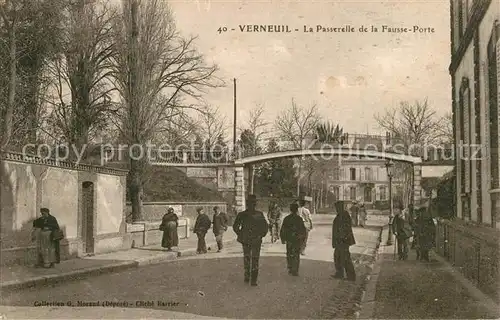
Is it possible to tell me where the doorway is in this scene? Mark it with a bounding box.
[82,181,95,254]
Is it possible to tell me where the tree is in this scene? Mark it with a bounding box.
[0,0,20,150]
[436,112,453,145]
[0,0,67,149]
[275,99,320,195]
[110,0,221,221]
[237,105,270,193]
[45,0,117,158]
[375,99,443,207]
[197,104,227,149]
[314,121,344,144]
[238,104,269,156]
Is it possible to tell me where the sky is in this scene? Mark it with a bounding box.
[168,0,451,136]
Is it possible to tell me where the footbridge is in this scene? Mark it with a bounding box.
[106,133,453,211]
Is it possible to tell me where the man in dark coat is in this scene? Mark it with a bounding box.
[233,194,268,286]
[33,208,61,267]
[331,201,356,281]
[392,209,413,260]
[212,206,228,252]
[415,207,436,262]
[280,203,307,276]
[194,207,211,254]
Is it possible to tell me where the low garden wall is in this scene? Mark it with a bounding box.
[125,218,191,248]
[125,202,230,246]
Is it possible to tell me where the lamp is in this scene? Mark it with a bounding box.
[385,159,394,245]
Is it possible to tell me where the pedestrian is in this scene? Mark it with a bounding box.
[415,207,436,262]
[280,203,307,276]
[31,208,61,268]
[331,201,356,281]
[233,194,268,286]
[358,203,367,227]
[159,207,179,251]
[298,198,313,255]
[392,208,413,260]
[267,198,282,243]
[212,206,228,252]
[350,201,359,227]
[194,207,211,254]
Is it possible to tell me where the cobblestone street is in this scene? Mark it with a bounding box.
[0,217,382,319]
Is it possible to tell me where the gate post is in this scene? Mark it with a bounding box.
[234,166,246,213]
[413,164,422,205]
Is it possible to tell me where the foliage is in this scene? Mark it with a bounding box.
[432,170,455,219]
[0,0,68,149]
[45,1,117,155]
[254,138,297,197]
[314,121,344,143]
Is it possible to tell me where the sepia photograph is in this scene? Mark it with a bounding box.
[0,0,499,318]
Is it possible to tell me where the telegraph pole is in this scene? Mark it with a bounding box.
[233,78,237,152]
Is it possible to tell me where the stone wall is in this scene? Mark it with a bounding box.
[435,218,500,301]
[0,152,128,266]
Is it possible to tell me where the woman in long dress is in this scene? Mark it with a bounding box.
[160,207,179,251]
[32,208,60,268]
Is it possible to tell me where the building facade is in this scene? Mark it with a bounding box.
[326,158,400,204]
[450,0,499,228]
[435,0,500,301]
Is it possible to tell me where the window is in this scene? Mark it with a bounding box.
[331,186,340,201]
[332,168,340,180]
[350,187,356,200]
[379,186,387,201]
[350,168,356,181]
[488,24,499,190]
[474,32,482,222]
[458,0,464,37]
[459,77,472,219]
[364,186,372,202]
[365,167,372,181]
[488,22,499,227]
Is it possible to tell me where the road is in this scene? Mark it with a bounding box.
[0,216,383,319]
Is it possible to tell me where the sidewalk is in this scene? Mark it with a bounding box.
[359,227,500,319]
[0,228,237,292]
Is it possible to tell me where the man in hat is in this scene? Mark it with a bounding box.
[331,201,356,281]
[193,207,211,254]
[233,194,268,286]
[212,206,228,252]
[298,197,313,255]
[280,203,307,276]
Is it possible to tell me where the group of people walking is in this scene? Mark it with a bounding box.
[392,204,437,261]
[233,195,357,286]
[159,206,229,254]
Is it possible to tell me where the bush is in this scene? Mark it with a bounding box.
[374,200,390,210]
[433,171,455,219]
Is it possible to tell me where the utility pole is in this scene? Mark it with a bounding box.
[233,78,237,154]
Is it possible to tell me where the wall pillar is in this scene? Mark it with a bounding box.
[234,166,246,213]
[413,165,422,205]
